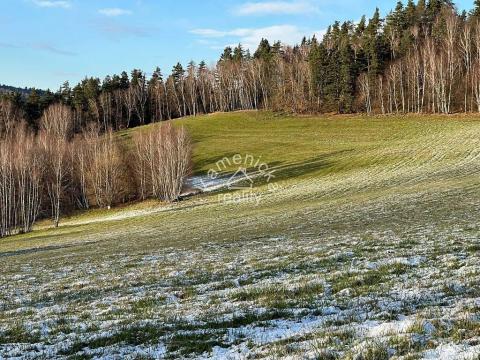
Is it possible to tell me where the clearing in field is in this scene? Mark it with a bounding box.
[1,111,480,359]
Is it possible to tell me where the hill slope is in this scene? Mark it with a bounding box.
[0,84,46,96]
[1,112,480,359]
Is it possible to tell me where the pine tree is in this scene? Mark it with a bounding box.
[233,44,244,62]
[102,76,113,92]
[83,78,101,100]
[254,39,272,61]
[357,16,366,35]
[416,0,427,27]
[220,47,233,62]
[272,41,282,54]
[388,1,406,32]
[130,69,144,87]
[338,22,356,112]
[59,81,72,105]
[309,41,329,107]
[405,0,417,26]
[471,0,480,18]
[151,67,163,83]
[120,71,130,89]
[25,90,41,126]
[197,61,207,75]
[364,8,386,77]
[172,63,185,84]
[110,74,121,90]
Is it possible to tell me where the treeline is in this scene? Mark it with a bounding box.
[2,0,480,128]
[0,104,191,237]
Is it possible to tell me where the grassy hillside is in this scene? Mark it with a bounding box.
[1,112,480,359]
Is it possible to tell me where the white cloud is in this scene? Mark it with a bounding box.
[32,0,71,8]
[235,1,318,16]
[191,25,325,51]
[98,8,132,17]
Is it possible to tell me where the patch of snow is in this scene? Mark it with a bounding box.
[423,343,480,360]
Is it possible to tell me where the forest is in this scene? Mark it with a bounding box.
[1,0,480,237]
[2,0,480,133]
[0,105,191,237]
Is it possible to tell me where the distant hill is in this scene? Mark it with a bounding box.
[0,84,46,97]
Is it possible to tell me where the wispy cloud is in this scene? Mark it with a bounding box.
[191,25,325,51]
[190,29,228,38]
[32,0,71,9]
[0,40,75,55]
[93,20,153,39]
[31,43,76,56]
[0,42,21,49]
[235,1,318,16]
[98,8,132,17]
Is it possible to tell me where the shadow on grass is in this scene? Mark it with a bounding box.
[193,152,241,174]
[0,239,96,259]
[195,148,353,181]
[214,149,354,190]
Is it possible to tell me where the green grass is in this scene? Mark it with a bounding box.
[0,323,41,344]
[345,341,390,360]
[59,324,169,355]
[165,332,226,357]
[4,110,478,253]
[2,111,480,358]
[122,111,480,176]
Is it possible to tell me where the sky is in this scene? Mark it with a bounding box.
[0,0,475,90]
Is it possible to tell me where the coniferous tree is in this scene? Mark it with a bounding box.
[471,0,480,18]
[220,47,233,62]
[25,90,41,127]
[339,22,356,112]
[4,0,480,127]
[254,39,272,61]
[233,44,245,62]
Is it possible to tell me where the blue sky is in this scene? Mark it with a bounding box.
[0,0,474,90]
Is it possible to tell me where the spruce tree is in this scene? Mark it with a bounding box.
[272,41,282,54]
[59,81,72,105]
[254,39,272,61]
[120,71,130,89]
[339,22,355,112]
[309,41,329,107]
[233,44,244,62]
[405,0,417,26]
[220,47,233,62]
[172,63,184,82]
[25,90,41,126]
[197,61,207,76]
[152,67,163,82]
[471,0,480,18]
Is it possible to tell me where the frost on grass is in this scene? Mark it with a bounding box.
[1,119,480,359]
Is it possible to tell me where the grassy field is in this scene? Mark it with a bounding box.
[1,111,480,359]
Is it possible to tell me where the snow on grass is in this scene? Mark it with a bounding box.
[2,113,480,358]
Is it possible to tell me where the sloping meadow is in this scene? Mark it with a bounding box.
[1,112,480,359]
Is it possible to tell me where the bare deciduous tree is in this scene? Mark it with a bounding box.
[87,128,124,209]
[39,103,73,227]
[133,123,191,202]
[14,124,44,233]
[0,123,43,237]
[0,98,23,135]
